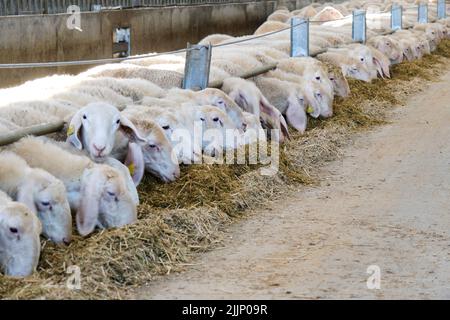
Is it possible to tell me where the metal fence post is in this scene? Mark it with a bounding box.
[437,0,446,19]
[182,43,212,91]
[290,17,309,57]
[352,10,366,44]
[391,4,402,31]
[418,3,428,24]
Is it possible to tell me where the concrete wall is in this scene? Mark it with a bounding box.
[0,1,317,88]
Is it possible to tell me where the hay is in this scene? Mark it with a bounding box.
[2,40,450,300]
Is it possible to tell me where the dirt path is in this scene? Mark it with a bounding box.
[135,71,450,299]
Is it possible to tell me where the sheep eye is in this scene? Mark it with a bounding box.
[9,227,18,234]
[213,117,219,122]
[82,114,87,120]
[200,117,205,121]
[315,76,320,80]
[360,58,364,62]
[162,125,170,130]
[329,77,334,81]
[116,119,120,124]
[41,201,50,206]
[107,191,116,197]
[386,42,390,46]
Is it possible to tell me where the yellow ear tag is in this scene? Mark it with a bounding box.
[127,163,135,176]
[67,125,75,137]
[306,106,314,114]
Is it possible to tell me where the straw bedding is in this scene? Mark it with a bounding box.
[1,40,450,300]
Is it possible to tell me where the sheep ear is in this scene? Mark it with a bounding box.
[124,142,145,187]
[76,168,104,236]
[119,116,147,144]
[286,101,307,134]
[259,98,290,141]
[372,56,389,79]
[66,110,83,150]
[17,181,37,214]
[103,157,140,205]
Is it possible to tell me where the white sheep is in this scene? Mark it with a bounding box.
[123,53,186,67]
[10,136,138,237]
[316,51,374,82]
[114,111,181,183]
[198,34,235,46]
[75,77,165,102]
[66,102,147,186]
[165,87,247,131]
[253,76,308,133]
[253,21,289,35]
[0,190,41,277]
[221,77,290,143]
[0,106,60,128]
[0,152,71,244]
[81,64,184,89]
[124,105,202,164]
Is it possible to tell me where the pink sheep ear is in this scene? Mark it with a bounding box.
[124,142,145,186]
[17,181,37,214]
[373,56,390,79]
[76,169,104,237]
[66,110,84,150]
[119,116,147,144]
[286,101,307,134]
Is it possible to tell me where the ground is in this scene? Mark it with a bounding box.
[134,69,450,299]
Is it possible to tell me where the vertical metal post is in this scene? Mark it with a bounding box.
[290,17,309,57]
[418,3,428,24]
[352,10,366,44]
[183,43,212,91]
[391,4,402,31]
[437,0,446,19]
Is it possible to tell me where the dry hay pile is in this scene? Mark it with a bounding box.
[1,40,450,300]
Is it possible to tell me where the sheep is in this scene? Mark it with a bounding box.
[198,34,235,46]
[81,64,184,89]
[0,118,20,133]
[0,152,72,244]
[66,102,147,186]
[211,50,263,73]
[267,11,292,23]
[367,35,404,64]
[253,76,308,133]
[273,59,334,118]
[221,77,290,143]
[165,87,247,131]
[124,105,202,164]
[311,6,345,22]
[320,61,351,98]
[253,21,289,35]
[0,106,61,128]
[260,69,325,118]
[316,51,374,82]
[0,190,41,277]
[75,77,165,102]
[114,112,180,182]
[61,85,133,109]
[123,53,186,67]
[10,136,138,237]
[292,5,318,18]
[0,99,80,127]
[211,59,244,76]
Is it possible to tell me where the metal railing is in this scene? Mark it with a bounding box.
[0,0,252,16]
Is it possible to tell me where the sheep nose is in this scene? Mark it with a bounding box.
[93,144,106,153]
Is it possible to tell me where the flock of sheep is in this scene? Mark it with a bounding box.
[0,0,449,278]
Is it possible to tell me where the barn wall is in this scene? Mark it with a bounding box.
[0,0,320,88]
